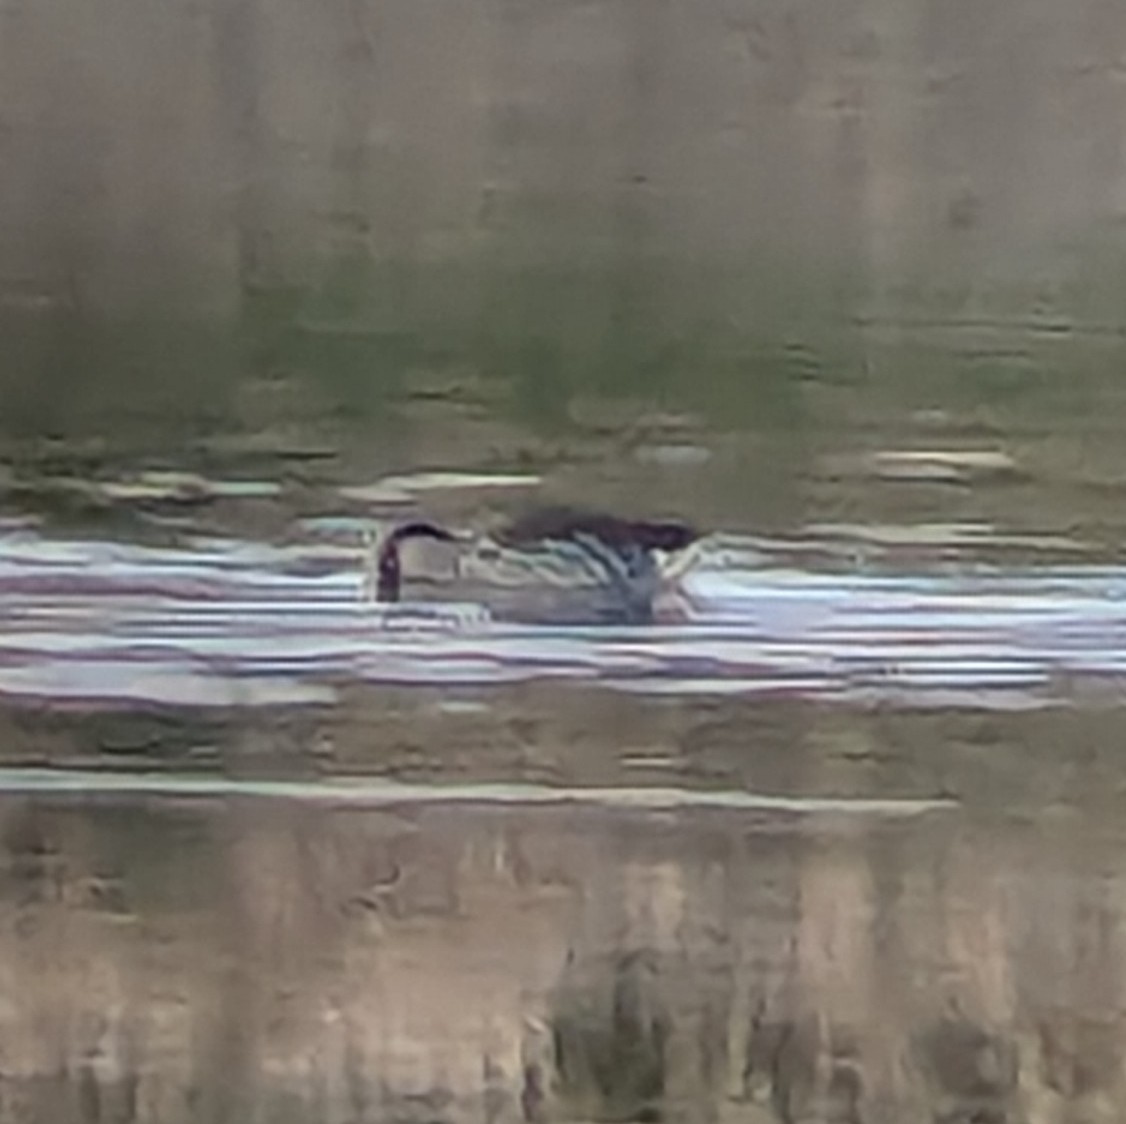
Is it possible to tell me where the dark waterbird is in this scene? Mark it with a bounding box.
[370,506,699,623]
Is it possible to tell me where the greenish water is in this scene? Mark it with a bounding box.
[6,268,1126,556]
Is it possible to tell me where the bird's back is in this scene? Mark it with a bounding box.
[496,506,696,554]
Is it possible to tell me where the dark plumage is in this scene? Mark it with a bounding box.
[494,506,697,555]
[371,507,699,621]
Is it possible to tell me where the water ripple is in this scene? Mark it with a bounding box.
[0,531,1125,710]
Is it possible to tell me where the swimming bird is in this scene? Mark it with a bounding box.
[366,506,700,623]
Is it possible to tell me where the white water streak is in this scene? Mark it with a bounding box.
[1,531,1125,709]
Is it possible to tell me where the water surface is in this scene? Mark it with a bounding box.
[0,778,1117,1123]
[2,528,1126,713]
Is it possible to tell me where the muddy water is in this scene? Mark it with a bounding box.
[2,428,1126,1124]
[6,0,1126,1111]
[4,291,1126,1124]
[0,520,1125,1123]
[0,781,1116,1124]
[0,417,1125,1124]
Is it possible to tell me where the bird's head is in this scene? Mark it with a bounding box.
[371,520,461,602]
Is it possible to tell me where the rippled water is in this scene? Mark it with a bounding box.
[2,529,1125,711]
[1,482,1124,1123]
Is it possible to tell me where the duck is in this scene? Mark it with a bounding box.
[366,506,700,623]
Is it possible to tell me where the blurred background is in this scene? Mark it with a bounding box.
[3,0,1126,541]
[2,1,1126,1121]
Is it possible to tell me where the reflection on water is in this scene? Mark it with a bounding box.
[0,784,1119,1123]
[2,529,1126,711]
